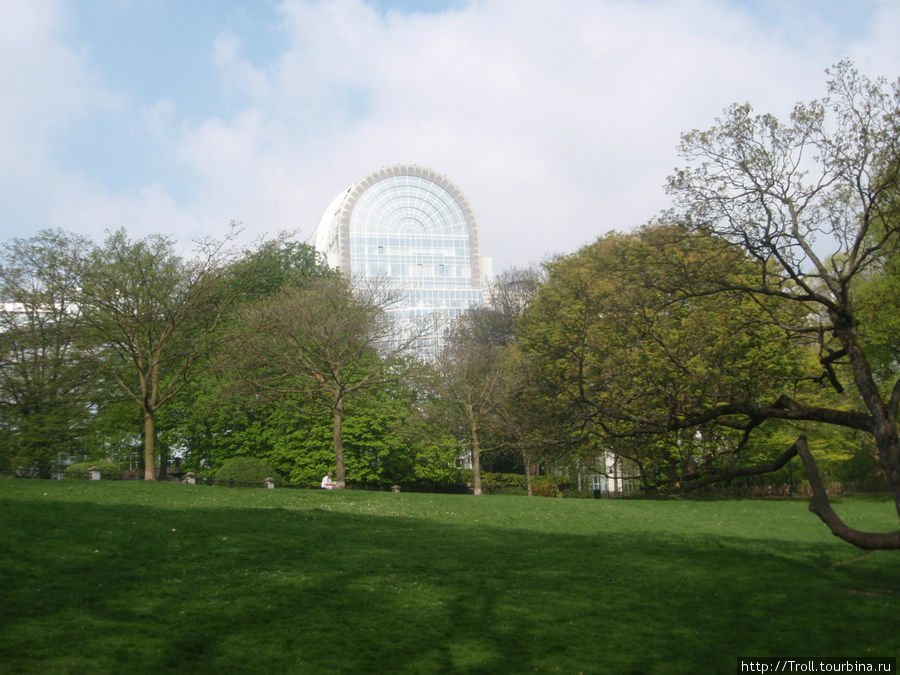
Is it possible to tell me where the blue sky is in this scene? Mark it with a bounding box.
[2,0,898,271]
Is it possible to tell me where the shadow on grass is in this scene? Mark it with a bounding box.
[1,493,897,674]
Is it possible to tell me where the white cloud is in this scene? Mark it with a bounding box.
[0,2,96,153]
[211,29,271,100]
[0,1,108,187]
[199,0,857,266]
[848,1,900,80]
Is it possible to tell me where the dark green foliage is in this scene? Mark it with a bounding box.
[214,456,278,486]
[518,225,808,491]
[481,471,525,493]
[227,238,337,302]
[63,460,121,479]
[853,204,900,391]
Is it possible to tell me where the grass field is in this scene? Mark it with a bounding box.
[1,479,897,673]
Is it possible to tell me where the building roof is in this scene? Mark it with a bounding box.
[310,164,484,289]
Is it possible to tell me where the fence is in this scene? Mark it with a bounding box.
[1,466,891,498]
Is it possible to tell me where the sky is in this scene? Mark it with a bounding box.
[2,0,899,274]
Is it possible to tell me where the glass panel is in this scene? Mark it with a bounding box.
[345,173,483,358]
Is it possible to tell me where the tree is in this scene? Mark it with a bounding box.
[0,230,96,473]
[663,61,900,548]
[433,311,524,495]
[73,227,245,480]
[434,264,576,497]
[256,376,423,487]
[478,266,546,347]
[224,237,337,303]
[518,225,806,493]
[152,236,335,475]
[234,276,420,488]
[479,266,552,494]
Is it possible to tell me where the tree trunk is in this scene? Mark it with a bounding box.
[468,408,483,495]
[523,450,533,497]
[143,411,156,481]
[666,457,678,492]
[612,455,619,498]
[838,325,900,519]
[333,396,346,489]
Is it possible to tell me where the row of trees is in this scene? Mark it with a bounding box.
[0,227,437,486]
[2,62,898,548]
[431,62,900,549]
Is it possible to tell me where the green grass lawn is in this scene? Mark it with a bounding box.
[1,479,897,674]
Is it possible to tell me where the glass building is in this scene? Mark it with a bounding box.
[311,164,491,358]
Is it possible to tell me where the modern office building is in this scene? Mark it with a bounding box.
[311,164,491,357]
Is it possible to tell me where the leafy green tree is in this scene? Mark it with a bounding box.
[518,225,807,493]
[152,237,335,474]
[255,378,421,486]
[495,342,576,495]
[474,267,558,493]
[0,230,96,474]
[431,265,560,496]
[233,276,421,488]
[852,187,900,390]
[73,227,247,480]
[223,236,337,303]
[664,61,900,548]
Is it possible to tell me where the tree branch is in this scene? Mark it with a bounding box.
[677,441,800,491]
[793,435,900,549]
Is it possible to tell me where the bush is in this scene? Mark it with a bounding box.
[214,457,278,487]
[482,472,525,494]
[530,475,563,497]
[64,460,122,480]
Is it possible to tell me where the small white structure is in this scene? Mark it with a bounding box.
[183,472,197,485]
[264,477,275,489]
[88,466,101,481]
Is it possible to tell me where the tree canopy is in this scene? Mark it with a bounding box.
[662,61,900,547]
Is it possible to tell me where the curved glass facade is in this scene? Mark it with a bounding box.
[312,165,488,358]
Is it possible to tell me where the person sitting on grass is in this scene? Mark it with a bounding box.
[321,471,335,490]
